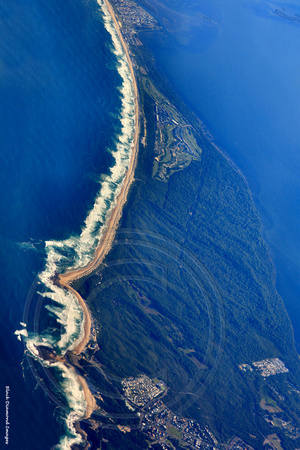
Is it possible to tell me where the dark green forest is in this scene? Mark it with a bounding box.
[75,84,300,448]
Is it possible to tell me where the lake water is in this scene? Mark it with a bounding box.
[140,0,300,350]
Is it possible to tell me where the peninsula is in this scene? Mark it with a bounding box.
[61,1,300,449]
[57,0,140,429]
[33,0,300,448]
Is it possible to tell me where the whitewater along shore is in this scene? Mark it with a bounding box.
[58,0,140,425]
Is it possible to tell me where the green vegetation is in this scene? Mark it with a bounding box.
[74,11,300,449]
[168,426,181,439]
[76,85,300,447]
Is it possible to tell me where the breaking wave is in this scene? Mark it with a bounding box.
[16,0,136,448]
[54,363,87,450]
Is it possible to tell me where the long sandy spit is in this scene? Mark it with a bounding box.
[58,0,140,421]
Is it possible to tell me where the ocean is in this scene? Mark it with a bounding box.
[140,0,300,349]
[0,0,135,448]
[2,0,300,448]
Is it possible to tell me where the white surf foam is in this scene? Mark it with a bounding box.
[17,1,136,447]
[35,0,136,355]
[14,328,28,341]
[49,362,87,450]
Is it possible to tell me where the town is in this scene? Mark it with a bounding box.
[122,375,253,449]
[239,358,289,377]
[110,0,202,181]
[121,374,167,407]
[111,0,160,31]
[141,400,219,449]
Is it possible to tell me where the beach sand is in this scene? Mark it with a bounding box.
[58,0,140,423]
[77,374,97,419]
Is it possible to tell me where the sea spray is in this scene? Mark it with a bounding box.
[16,0,136,447]
[54,363,87,450]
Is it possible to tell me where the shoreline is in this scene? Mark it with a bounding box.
[59,0,139,286]
[58,0,140,428]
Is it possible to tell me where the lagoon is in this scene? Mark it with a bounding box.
[140,0,300,349]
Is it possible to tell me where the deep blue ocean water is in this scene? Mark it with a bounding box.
[141,0,300,349]
[0,0,123,447]
[2,0,300,447]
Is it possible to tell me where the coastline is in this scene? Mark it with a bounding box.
[59,0,139,288]
[11,0,300,447]
[58,0,139,426]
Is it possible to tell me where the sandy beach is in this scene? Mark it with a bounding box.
[77,374,97,419]
[59,0,139,287]
[58,0,140,422]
